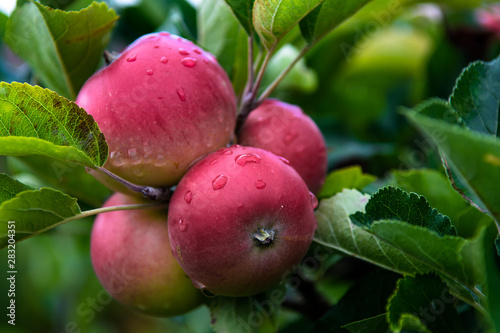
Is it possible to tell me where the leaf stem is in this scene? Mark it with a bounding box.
[257,44,311,105]
[15,202,166,245]
[96,167,173,201]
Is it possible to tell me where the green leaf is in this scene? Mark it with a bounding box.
[300,0,373,44]
[0,174,34,205]
[387,274,465,333]
[350,186,457,237]
[0,187,81,248]
[198,0,247,74]
[209,287,285,333]
[404,103,500,224]
[391,169,493,239]
[253,0,323,49]
[313,270,399,332]
[4,1,118,99]
[7,156,111,208]
[314,189,487,310]
[486,238,500,332]
[318,165,376,199]
[224,0,255,35]
[341,314,389,333]
[0,82,108,168]
[449,56,500,137]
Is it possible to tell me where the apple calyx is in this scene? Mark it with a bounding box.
[253,228,276,246]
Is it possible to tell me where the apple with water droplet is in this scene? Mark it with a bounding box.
[90,192,204,316]
[239,99,328,194]
[168,145,317,297]
[76,32,236,191]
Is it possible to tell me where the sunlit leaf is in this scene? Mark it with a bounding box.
[0,82,108,168]
[5,1,118,99]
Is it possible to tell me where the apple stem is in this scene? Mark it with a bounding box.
[96,167,173,201]
[253,228,276,246]
[257,44,311,105]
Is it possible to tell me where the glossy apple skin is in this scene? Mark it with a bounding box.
[168,145,317,297]
[90,193,204,316]
[76,32,236,189]
[239,99,327,194]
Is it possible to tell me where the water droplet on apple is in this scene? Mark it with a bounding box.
[218,148,233,155]
[184,191,192,204]
[154,154,167,166]
[126,54,137,62]
[176,88,186,101]
[153,44,160,48]
[309,191,318,209]
[235,153,262,166]
[160,56,168,64]
[146,69,154,75]
[193,48,202,54]
[128,148,141,164]
[159,31,170,36]
[212,175,228,190]
[178,48,190,55]
[181,57,197,68]
[209,159,218,165]
[203,58,209,64]
[255,179,266,189]
[279,156,290,165]
[179,218,187,231]
[110,151,124,167]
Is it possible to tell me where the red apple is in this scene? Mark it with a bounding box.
[238,99,328,194]
[167,145,317,297]
[76,32,236,190]
[90,193,204,316]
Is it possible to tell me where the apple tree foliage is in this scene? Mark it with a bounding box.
[0,0,500,332]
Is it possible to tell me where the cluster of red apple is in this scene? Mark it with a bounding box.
[76,32,328,316]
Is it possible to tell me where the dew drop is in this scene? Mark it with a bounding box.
[110,151,124,167]
[309,191,318,209]
[279,156,290,165]
[128,148,141,164]
[218,148,233,155]
[179,218,187,232]
[176,88,186,101]
[193,48,202,54]
[203,58,210,64]
[181,57,197,68]
[146,69,154,75]
[212,175,228,190]
[153,44,160,48]
[160,56,168,64]
[126,54,137,62]
[143,142,153,154]
[255,179,266,189]
[235,153,262,166]
[159,31,170,36]
[209,159,218,165]
[184,191,192,204]
[154,154,167,167]
[178,48,190,55]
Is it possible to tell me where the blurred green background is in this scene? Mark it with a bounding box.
[0,0,499,332]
